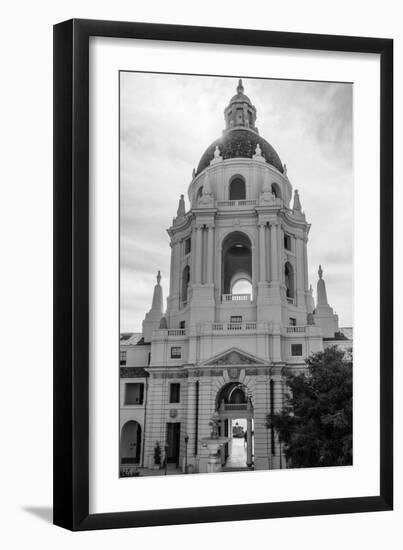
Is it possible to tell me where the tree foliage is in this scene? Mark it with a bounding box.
[270,346,352,468]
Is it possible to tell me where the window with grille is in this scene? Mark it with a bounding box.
[230,316,242,323]
[291,344,303,356]
[284,234,292,251]
[171,347,182,359]
[120,350,127,366]
[169,383,181,403]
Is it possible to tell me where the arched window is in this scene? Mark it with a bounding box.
[182,265,190,303]
[216,382,249,408]
[196,186,203,200]
[231,278,253,296]
[229,177,246,200]
[271,183,282,199]
[284,261,295,300]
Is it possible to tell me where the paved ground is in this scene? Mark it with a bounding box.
[137,464,183,476]
[225,437,247,468]
[122,438,255,477]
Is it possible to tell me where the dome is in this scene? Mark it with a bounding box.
[229,91,252,104]
[196,128,284,175]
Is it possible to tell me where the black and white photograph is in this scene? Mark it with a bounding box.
[119,73,354,477]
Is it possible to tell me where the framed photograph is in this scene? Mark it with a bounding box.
[53,19,393,530]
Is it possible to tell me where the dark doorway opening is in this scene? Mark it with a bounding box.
[120,420,142,465]
[166,422,181,467]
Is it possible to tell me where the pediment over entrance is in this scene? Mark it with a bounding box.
[203,348,266,366]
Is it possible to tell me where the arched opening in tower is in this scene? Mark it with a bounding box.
[284,261,295,300]
[229,177,246,200]
[271,182,282,199]
[181,265,190,304]
[222,232,252,296]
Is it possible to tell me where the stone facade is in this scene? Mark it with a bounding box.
[120,80,350,474]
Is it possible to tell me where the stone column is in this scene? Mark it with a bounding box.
[169,238,180,300]
[185,380,197,468]
[191,228,197,284]
[195,225,203,284]
[295,234,305,305]
[303,235,309,292]
[246,417,253,467]
[206,224,215,284]
[259,222,266,282]
[270,222,279,282]
[217,247,222,299]
[278,223,283,283]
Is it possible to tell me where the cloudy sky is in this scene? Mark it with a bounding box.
[120,72,353,332]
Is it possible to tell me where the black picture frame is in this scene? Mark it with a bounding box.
[53,18,393,531]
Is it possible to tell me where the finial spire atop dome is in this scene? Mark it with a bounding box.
[224,78,258,133]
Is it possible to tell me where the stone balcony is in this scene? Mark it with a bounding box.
[152,328,187,340]
[286,326,306,333]
[216,199,257,209]
[221,293,251,303]
[211,321,257,332]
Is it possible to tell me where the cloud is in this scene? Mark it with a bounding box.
[120,73,353,331]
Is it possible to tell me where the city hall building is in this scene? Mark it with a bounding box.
[120,80,352,474]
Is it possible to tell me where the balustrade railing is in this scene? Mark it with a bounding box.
[222,293,251,302]
[222,403,248,411]
[217,199,257,208]
[286,326,306,333]
[211,322,257,331]
[167,329,186,336]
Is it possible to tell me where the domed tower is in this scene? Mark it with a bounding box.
[141,80,329,474]
[164,79,311,336]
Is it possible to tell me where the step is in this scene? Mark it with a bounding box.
[222,466,254,472]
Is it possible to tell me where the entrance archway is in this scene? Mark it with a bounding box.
[216,382,254,469]
[120,420,142,465]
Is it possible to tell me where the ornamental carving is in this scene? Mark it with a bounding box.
[228,368,239,379]
[206,350,264,366]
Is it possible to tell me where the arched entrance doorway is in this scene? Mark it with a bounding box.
[120,420,142,466]
[216,382,254,469]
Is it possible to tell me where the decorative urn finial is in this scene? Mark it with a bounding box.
[293,189,302,211]
[318,265,323,279]
[176,194,186,218]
